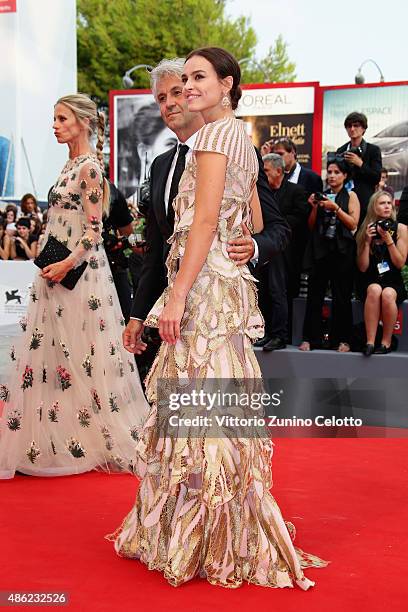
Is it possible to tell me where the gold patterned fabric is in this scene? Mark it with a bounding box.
[108,118,327,588]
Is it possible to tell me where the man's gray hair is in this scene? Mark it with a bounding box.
[150,58,185,99]
[262,153,285,170]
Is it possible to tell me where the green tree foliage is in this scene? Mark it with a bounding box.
[241,35,297,84]
[77,0,295,104]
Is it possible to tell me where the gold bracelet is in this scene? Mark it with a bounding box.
[336,206,341,214]
[386,241,393,247]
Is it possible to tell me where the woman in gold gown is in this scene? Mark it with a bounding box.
[108,47,327,589]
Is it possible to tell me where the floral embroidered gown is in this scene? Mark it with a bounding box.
[0,153,150,478]
[108,118,327,589]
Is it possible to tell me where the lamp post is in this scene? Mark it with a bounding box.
[238,57,268,81]
[122,64,153,88]
[355,59,385,84]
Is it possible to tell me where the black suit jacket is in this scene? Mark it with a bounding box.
[298,167,323,196]
[130,145,291,320]
[285,164,323,197]
[271,180,309,269]
[336,140,382,214]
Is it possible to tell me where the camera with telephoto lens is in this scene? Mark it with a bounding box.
[370,218,395,240]
[315,192,337,240]
[321,210,337,240]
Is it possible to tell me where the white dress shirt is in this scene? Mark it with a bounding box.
[287,162,302,185]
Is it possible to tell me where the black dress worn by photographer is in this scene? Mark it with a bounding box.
[361,223,407,305]
[302,187,356,348]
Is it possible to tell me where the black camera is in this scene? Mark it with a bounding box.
[138,178,150,218]
[377,218,393,232]
[370,218,395,240]
[103,230,129,269]
[314,192,326,202]
[320,210,337,240]
[348,145,363,158]
[327,147,362,170]
[102,231,146,269]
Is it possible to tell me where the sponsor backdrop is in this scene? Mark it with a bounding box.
[236,84,317,168]
[322,84,408,194]
[0,0,76,201]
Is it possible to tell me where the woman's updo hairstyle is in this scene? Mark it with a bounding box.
[56,94,106,170]
[185,46,242,110]
[56,93,110,214]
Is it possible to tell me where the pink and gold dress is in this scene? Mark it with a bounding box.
[109,118,327,588]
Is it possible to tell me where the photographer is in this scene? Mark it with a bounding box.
[103,181,142,322]
[356,191,407,355]
[299,159,360,351]
[336,112,382,222]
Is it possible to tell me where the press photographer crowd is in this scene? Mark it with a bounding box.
[1,111,408,358]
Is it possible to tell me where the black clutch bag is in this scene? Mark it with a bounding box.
[34,235,88,290]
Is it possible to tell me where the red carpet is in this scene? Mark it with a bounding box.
[1,438,407,612]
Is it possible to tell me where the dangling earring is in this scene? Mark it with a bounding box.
[221,94,231,108]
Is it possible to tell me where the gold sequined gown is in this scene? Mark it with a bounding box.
[109,118,327,588]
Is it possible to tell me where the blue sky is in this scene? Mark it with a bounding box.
[226,0,407,86]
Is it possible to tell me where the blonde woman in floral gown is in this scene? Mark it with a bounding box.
[0,94,149,478]
[109,49,327,589]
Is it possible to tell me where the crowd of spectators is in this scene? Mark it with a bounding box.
[0,193,47,261]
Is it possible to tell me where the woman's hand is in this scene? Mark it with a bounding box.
[158,291,186,344]
[308,194,318,208]
[319,197,338,212]
[365,223,377,244]
[376,225,390,243]
[41,259,73,283]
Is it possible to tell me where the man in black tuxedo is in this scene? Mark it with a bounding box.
[123,58,290,355]
[270,137,323,196]
[336,111,382,221]
[255,153,309,350]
